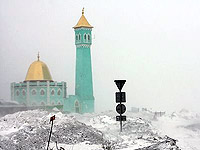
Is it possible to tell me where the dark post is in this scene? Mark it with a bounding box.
[119,90,122,132]
[47,115,55,150]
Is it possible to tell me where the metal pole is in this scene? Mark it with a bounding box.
[47,120,54,150]
[120,103,122,132]
[119,89,122,132]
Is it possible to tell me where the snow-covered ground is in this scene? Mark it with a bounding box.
[153,109,200,150]
[0,109,199,150]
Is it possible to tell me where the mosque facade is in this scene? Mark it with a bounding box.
[10,9,94,113]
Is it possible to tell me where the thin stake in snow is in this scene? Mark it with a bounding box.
[47,115,55,150]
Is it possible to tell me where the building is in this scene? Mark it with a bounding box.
[11,9,95,113]
[11,54,66,109]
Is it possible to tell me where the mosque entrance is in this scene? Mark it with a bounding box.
[75,101,80,113]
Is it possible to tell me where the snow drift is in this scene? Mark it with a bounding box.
[0,109,196,150]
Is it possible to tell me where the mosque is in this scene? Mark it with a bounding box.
[10,9,95,113]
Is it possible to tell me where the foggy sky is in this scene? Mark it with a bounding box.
[1,0,200,113]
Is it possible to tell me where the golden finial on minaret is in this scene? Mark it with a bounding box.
[73,7,93,29]
[82,7,84,15]
[37,52,40,61]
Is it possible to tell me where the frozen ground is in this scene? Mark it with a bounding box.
[0,109,199,150]
[153,109,200,150]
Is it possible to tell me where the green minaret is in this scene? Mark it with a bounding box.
[73,8,94,113]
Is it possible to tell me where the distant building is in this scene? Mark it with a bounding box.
[11,9,95,113]
[131,107,139,113]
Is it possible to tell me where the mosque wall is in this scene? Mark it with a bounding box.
[12,81,67,107]
[81,99,94,113]
[63,95,80,113]
[12,82,27,105]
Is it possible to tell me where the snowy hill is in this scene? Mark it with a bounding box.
[0,109,199,149]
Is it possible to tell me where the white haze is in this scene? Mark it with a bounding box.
[0,0,200,113]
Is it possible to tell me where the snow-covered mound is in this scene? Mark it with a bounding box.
[0,109,184,150]
[0,110,104,150]
[67,111,181,150]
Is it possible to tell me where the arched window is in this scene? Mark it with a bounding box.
[76,35,78,41]
[40,89,45,95]
[57,90,61,96]
[31,89,36,95]
[79,34,81,40]
[88,34,90,41]
[75,101,79,106]
[16,90,20,96]
[75,101,80,113]
[51,89,55,95]
[41,102,45,106]
[84,34,87,40]
[52,102,55,105]
[58,102,61,105]
[22,90,26,96]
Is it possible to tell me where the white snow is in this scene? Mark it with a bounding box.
[153,109,200,150]
[0,109,199,149]
[49,141,102,150]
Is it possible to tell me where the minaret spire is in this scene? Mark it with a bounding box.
[73,8,93,29]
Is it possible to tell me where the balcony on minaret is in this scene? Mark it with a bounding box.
[75,30,92,45]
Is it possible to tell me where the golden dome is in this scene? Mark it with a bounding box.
[73,8,93,29]
[25,56,53,82]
